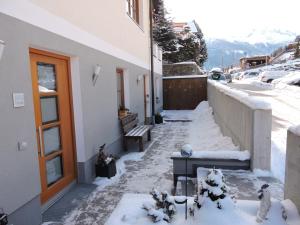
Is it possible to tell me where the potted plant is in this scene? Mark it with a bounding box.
[95,144,116,178]
[155,112,163,124]
[118,106,130,118]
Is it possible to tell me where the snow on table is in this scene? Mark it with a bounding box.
[171,150,250,161]
[105,193,287,225]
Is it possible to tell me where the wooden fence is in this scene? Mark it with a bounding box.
[163,76,207,110]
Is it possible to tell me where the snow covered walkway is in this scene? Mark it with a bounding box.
[43,102,282,225]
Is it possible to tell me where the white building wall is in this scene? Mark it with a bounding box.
[29,0,151,64]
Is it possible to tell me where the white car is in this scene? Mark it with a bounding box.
[259,70,288,83]
[272,71,300,86]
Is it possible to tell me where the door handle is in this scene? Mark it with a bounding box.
[38,126,44,157]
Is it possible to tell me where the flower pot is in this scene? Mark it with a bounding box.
[155,114,163,124]
[95,160,117,178]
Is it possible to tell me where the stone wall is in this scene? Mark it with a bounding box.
[284,126,300,211]
[207,81,272,170]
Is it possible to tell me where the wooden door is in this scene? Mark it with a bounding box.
[30,49,76,204]
[143,75,147,121]
[116,69,125,110]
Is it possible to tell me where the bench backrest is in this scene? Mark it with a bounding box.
[120,113,138,134]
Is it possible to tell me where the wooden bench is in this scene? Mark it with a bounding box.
[120,113,151,151]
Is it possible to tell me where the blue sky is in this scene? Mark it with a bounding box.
[164,0,300,40]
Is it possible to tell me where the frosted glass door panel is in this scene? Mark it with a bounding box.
[43,126,61,155]
[46,156,63,186]
[40,96,59,124]
[37,63,56,92]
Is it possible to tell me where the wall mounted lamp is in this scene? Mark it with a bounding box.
[0,40,5,61]
[137,75,143,84]
[92,64,101,86]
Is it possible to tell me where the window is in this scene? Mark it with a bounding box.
[116,69,125,112]
[126,0,139,24]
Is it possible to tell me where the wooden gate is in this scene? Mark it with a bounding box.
[163,76,207,110]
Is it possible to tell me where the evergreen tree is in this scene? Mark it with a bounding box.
[195,168,234,210]
[152,0,177,62]
[193,20,208,66]
[152,1,207,66]
[172,26,200,64]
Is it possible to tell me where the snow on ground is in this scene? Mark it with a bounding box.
[188,101,240,152]
[281,199,300,225]
[93,151,146,188]
[197,168,283,201]
[229,80,300,182]
[105,193,287,225]
[164,101,250,160]
[43,108,284,225]
[58,122,190,225]
[161,110,193,121]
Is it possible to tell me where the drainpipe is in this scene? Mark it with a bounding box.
[149,0,155,124]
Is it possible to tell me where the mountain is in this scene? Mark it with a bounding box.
[223,29,297,44]
[204,29,297,70]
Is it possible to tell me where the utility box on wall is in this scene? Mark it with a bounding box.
[163,75,207,110]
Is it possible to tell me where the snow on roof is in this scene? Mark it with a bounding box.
[209,80,272,110]
[163,75,207,79]
[210,67,222,73]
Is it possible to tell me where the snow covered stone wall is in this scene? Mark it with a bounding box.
[207,81,272,170]
[284,126,300,212]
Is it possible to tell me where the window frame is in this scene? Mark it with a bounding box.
[126,0,140,24]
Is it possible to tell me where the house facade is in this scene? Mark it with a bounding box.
[0,0,162,224]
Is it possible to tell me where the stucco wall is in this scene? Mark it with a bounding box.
[284,127,300,212]
[207,81,272,170]
[0,12,150,220]
[29,0,151,64]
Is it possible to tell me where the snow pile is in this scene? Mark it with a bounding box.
[105,193,288,225]
[272,127,288,182]
[253,169,273,177]
[289,125,300,136]
[281,199,300,225]
[187,101,250,160]
[209,80,272,110]
[161,110,194,121]
[93,151,145,188]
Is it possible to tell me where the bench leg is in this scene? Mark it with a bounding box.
[139,137,144,152]
[174,174,178,190]
[124,138,128,151]
[147,130,151,141]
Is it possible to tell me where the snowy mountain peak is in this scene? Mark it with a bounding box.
[243,29,297,44]
[207,29,297,45]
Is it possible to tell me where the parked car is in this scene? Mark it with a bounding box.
[231,72,241,80]
[224,73,232,83]
[239,71,260,80]
[259,70,288,83]
[208,68,231,83]
[272,71,300,86]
